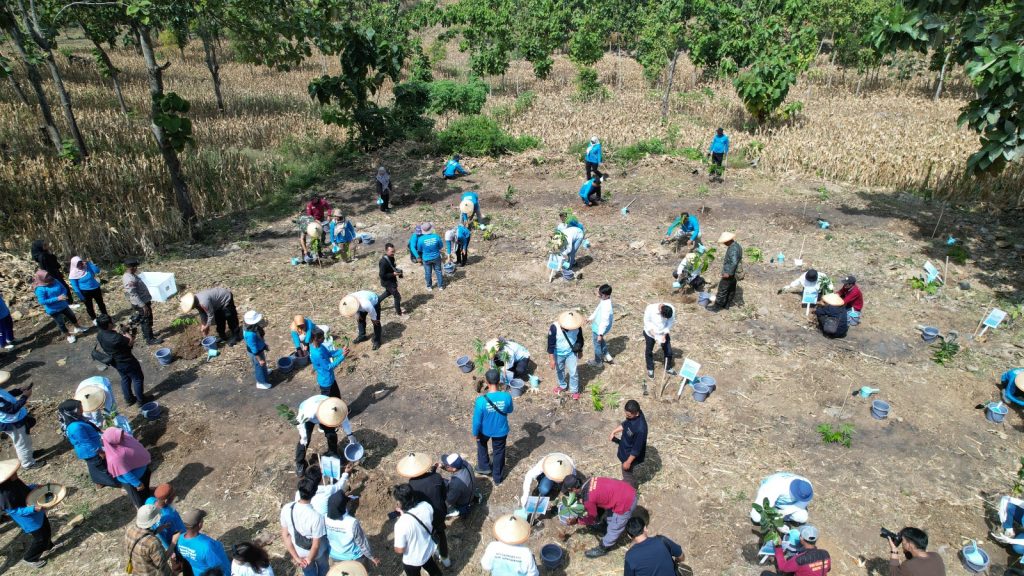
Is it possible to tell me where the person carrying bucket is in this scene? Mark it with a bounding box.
[460,191,481,226]
[339,291,384,351]
[749,472,813,524]
[309,328,350,398]
[443,154,469,179]
[485,338,531,382]
[294,395,354,478]
[481,514,539,576]
[1001,368,1024,407]
[548,311,585,400]
[473,369,513,486]
[521,453,576,507]
[242,310,272,390]
[664,211,701,252]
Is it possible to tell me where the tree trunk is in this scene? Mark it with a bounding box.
[661,50,680,124]
[18,0,87,160]
[934,47,951,101]
[199,29,225,113]
[89,38,127,114]
[7,74,31,106]
[137,25,196,224]
[3,19,62,153]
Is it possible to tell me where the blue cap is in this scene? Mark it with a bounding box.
[791,479,813,500]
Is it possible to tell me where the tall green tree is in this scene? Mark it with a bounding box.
[0,5,62,154]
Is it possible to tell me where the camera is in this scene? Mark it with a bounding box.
[880,527,902,545]
[118,310,142,337]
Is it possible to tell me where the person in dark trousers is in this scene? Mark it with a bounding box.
[623,517,685,576]
[439,453,477,518]
[763,525,831,576]
[69,256,107,324]
[339,291,384,350]
[122,258,162,345]
[0,461,55,568]
[642,303,676,379]
[610,400,648,488]
[376,166,392,212]
[33,270,87,344]
[31,239,73,305]
[708,127,729,181]
[397,453,451,568]
[887,526,945,576]
[97,314,148,407]
[180,288,240,345]
[379,243,404,316]
[710,232,742,312]
[473,369,513,486]
[815,293,849,339]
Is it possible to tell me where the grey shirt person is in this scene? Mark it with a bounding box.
[445,466,475,511]
[195,288,233,324]
[123,271,151,307]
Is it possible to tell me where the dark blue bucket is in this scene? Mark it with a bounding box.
[456,355,474,373]
[155,348,173,366]
[871,400,890,420]
[540,544,564,569]
[201,336,219,350]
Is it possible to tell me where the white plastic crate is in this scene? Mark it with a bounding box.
[138,272,177,303]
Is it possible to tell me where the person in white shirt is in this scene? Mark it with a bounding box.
[642,303,676,379]
[294,396,354,478]
[557,224,585,269]
[339,291,384,350]
[778,269,830,295]
[481,514,540,576]
[486,338,531,381]
[588,284,614,367]
[280,475,329,575]
[392,484,442,576]
[230,541,275,576]
[749,472,814,523]
[520,453,576,506]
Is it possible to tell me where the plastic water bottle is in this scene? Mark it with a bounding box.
[776,253,785,264]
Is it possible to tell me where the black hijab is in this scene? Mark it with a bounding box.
[30,240,60,276]
[58,399,100,435]
[326,489,350,521]
[0,477,31,511]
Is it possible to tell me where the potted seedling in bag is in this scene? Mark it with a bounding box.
[752,498,785,545]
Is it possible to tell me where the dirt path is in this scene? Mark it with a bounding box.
[2,153,1023,575]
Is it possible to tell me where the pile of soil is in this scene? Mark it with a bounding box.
[169,330,205,361]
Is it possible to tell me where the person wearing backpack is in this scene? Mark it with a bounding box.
[124,505,173,576]
[548,311,585,400]
[815,294,848,339]
[623,517,685,576]
[473,370,513,487]
[280,476,329,576]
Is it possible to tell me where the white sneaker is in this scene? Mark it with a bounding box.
[73,327,87,335]
[67,335,77,343]
[2,344,13,350]
[92,319,98,327]
[426,287,433,292]
[604,353,614,362]
[438,287,445,291]
[70,304,82,310]
[256,383,272,390]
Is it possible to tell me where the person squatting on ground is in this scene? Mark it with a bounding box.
[838,275,864,326]
[779,269,832,297]
[762,524,831,576]
[579,175,605,207]
[815,294,849,339]
[443,155,469,179]
[750,472,813,524]
[521,453,576,506]
[473,369,513,487]
[291,315,317,359]
[122,258,162,345]
[561,474,638,559]
[460,191,482,226]
[549,311,585,400]
[1002,368,1024,407]
[486,338,531,381]
[610,400,648,488]
[665,211,701,252]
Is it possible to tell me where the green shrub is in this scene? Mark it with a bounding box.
[436,115,539,156]
[574,66,608,102]
[428,78,488,116]
[513,91,536,116]
[679,147,703,160]
[947,244,969,265]
[616,138,667,162]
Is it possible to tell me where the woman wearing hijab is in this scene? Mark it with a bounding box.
[0,459,55,568]
[242,310,271,390]
[375,166,392,212]
[75,376,133,434]
[325,489,379,567]
[58,399,119,488]
[329,209,358,262]
[102,427,152,508]
[68,256,107,324]
[30,240,73,305]
[33,270,87,343]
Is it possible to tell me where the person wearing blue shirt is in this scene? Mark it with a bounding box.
[708,128,730,180]
[443,155,469,179]
[68,256,107,324]
[416,223,445,290]
[445,223,472,266]
[665,211,701,251]
[1002,368,1024,406]
[33,270,87,343]
[329,209,358,262]
[548,311,585,400]
[308,329,348,398]
[242,310,271,390]
[459,191,481,225]
[579,177,603,206]
[473,370,513,486]
[408,225,423,263]
[0,372,41,470]
[623,517,684,576]
[0,462,54,568]
[174,509,232,576]
[145,483,187,550]
[559,210,584,234]
[58,399,118,487]
[584,136,602,180]
[290,315,317,358]
[0,293,15,350]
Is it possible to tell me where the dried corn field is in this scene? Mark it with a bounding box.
[2,31,1021,260]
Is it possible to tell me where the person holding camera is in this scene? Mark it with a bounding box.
[379,243,404,317]
[886,527,945,575]
[121,258,162,346]
[97,314,148,407]
[548,311,585,400]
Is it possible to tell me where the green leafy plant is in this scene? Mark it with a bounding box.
[503,185,517,206]
[680,147,703,161]
[589,383,620,412]
[616,138,667,162]
[512,91,536,116]
[817,186,830,201]
[574,66,608,102]
[744,247,764,263]
[932,340,960,365]
[59,139,82,164]
[692,247,717,274]
[112,263,126,276]
[170,316,198,329]
[947,244,969,265]
[1013,457,1024,496]
[435,115,539,156]
[909,277,940,295]
[817,423,854,448]
[276,404,298,425]
[427,78,488,116]
[752,497,785,544]
[472,338,493,375]
[482,227,496,241]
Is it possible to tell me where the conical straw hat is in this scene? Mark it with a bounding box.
[75,385,107,413]
[179,293,196,313]
[316,397,348,428]
[557,310,584,331]
[0,459,20,483]
[718,231,736,244]
[306,222,323,237]
[822,293,844,306]
[542,453,575,482]
[327,561,368,576]
[460,199,475,215]
[396,452,433,478]
[493,513,531,545]
[339,295,359,317]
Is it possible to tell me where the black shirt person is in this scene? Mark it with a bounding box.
[378,243,404,316]
[610,400,648,488]
[96,314,148,406]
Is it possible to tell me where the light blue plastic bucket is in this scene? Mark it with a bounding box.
[344,442,365,463]
[961,542,989,573]
[507,379,526,397]
[871,400,890,420]
[921,327,940,342]
[141,401,162,420]
[201,336,219,350]
[699,375,717,392]
[692,381,711,402]
[986,402,1008,423]
[155,348,173,366]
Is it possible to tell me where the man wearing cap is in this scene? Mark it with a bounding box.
[97,314,150,406]
[379,243,405,317]
[306,194,332,222]
[750,472,814,524]
[623,517,685,576]
[778,269,832,297]
[764,525,832,576]
[408,225,424,264]
[487,338,531,382]
[281,474,330,576]
[481,514,540,576]
[585,136,602,180]
[473,369,513,486]
[443,154,469,179]
[122,258,162,345]
[145,483,186,551]
[309,329,349,397]
[557,222,586,268]
[416,223,445,291]
[1001,368,1024,407]
[460,191,481,226]
[397,453,451,568]
[710,231,742,311]
[708,128,729,180]
[294,395,354,477]
[521,453,575,506]
[610,400,648,488]
[837,275,864,325]
[180,287,240,346]
[0,372,43,470]
[548,311,585,400]
[174,509,232,576]
[642,303,676,379]
[124,504,174,576]
[340,291,384,351]
[815,293,849,338]
[439,453,477,518]
[561,474,638,558]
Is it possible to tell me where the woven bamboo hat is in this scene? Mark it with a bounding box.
[75,385,107,413]
[1015,372,1024,393]
[718,231,736,244]
[822,293,844,306]
[0,371,9,386]
[306,221,323,237]
[493,514,531,545]
[330,208,343,218]
[327,561,368,576]
[291,315,307,331]
[316,397,348,428]
[460,199,475,215]
[179,292,196,313]
[542,453,575,482]
[0,459,20,483]
[339,295,359,318]
[557,310,584,331]
[396,452,433,478]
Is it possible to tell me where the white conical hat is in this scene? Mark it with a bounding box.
[0,459,20,483]
[822,293,844,306]
[179,293,196,313]
[339,295,359,318]
[316,398,348,428]
[306,221,323,237]
[327,560,367,576]
[396,452,433,478]
[460,199,475,215]
[75,385,107,413]
[493,514,531,545]
[557,310,584,331]
[542,453,575,482]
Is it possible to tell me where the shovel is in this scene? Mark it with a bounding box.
[620,198,637,216]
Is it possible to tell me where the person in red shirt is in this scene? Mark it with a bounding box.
[306,194,332,222]
[764,525,831,576]
[837,276,864,326]
[561,474,637,558]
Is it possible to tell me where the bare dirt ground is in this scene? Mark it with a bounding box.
[2,152,1023,576]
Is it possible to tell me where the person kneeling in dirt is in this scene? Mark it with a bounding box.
[750,473,813,524]
[814,294,848,339]
[443,154,469,179]
[993,495,1024,558]
[665,211,701,252]
[1001,368,1024,407]
[837,276,863,326]
[294,395,354,478]
[299,220,325,264]
[673,253,707,294]
[561,474,638,559]
[579,175,605,207]
[762,525,831,576]
[487,338,531,381]
[778,269,832,297]
[439,453,478,519]
[521,453,576,507]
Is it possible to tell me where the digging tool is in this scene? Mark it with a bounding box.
[657,357,672,398]
[620,197,637,216]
